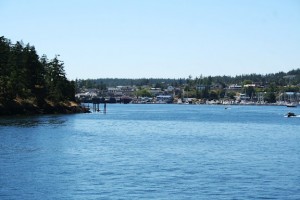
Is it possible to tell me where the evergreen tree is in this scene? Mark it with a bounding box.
[0,37,11,101]
[45,55,68,101]
[0,36,76,106]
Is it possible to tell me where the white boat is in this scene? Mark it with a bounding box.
[286,102,298,107]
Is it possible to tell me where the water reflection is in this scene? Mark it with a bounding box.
[0,115,67,127]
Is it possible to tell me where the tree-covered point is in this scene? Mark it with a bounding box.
[0,36,75,105]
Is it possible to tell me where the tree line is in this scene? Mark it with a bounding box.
[0,36,75,105]
[75,78,186,91]
[76,70,300,90]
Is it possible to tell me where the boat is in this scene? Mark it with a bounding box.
[286,102,298,107]
[287,112,297,117]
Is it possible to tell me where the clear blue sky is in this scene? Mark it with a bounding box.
[1,0,300,80]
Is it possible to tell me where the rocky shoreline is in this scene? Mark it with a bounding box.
[0,99,90,116]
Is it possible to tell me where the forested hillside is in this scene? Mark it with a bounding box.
[0,36,75,103]
[0,36,80,115]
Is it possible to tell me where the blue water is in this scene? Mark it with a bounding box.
[0,104,300,199]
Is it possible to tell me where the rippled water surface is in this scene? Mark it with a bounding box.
[1,104,300,199]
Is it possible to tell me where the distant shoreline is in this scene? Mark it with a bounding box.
[1,99,297,116]
[82,101,297,107]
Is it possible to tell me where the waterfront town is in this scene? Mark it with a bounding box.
[75,74,300,106]
[2,36,299,116]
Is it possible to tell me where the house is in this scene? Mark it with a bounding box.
[228,84,242,90]
[75,90,98,102]
[196,85,207,91]
[150,88,162,96]
[211,83,224,89]
[167,86,174,92]
[156,95,173,103]
[243,84,256,88]
[107,87,118,94]
[237,93,250,101]
[117,86,136,96]
[107,87,122,96]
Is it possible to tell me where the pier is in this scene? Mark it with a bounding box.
[92,97,107,113]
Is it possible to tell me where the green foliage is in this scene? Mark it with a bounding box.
[136,89,152,97]
[201,88,210,99]
[264,92,277,103]
[226,91,236,99]
[0,36,75,104]
[209,90,219,100]
[265,83,277,93]
[77,78,186,88]
[243,80,252,85]
[245,86,255,98]
[154,82,166,89]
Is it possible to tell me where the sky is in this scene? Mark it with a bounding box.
[1,0,300,80]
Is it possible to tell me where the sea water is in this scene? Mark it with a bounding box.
[0,104,300,199]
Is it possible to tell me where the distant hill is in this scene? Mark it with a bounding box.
[76,69,300,89]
